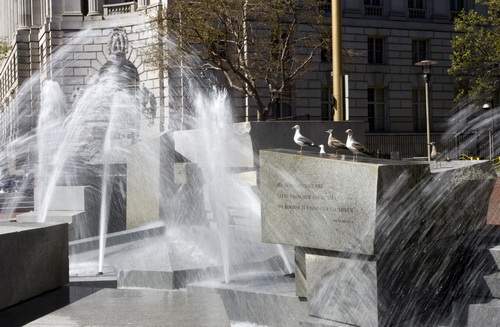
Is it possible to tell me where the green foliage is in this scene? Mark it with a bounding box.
[0,38,11,61]
[148,0,331,120]
[449,0,500,102]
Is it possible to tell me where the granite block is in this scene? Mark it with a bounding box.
[0,222,68,310]
[261,149,428,255]
[484,272,500,298]
[187,273,308,327]
[467,299,500,327]
[26,288,231,326]
[261,150,497,255]
[305,236,493,327]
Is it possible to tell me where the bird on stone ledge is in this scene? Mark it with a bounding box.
[292,125,318,153]
[326,129,347,158]
[429,142,448,168]
[345,129,371,161]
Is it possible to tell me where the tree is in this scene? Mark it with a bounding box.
[449,0,500,103]
[0,38,10,61]
[150,0,331,121]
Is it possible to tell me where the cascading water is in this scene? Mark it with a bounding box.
[4,23,499,327]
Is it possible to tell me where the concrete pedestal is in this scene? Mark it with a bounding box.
[260,150,497,326]
[0,222,68,310]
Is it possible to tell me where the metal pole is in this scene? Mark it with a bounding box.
[332,0,343,121]
[424,74,431,161]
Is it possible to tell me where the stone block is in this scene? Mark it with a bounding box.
[305,236,491,327]
[17,210,86,241]
[484,272,500,298]
[188,273,308,327]
[467,299,500,327]
[26,288,231,326]
[0,222,68,310]
[261,150,429,254]
[126,132,175,229]
[34,185,92,211]
[261,150,497,255]
[117,269,175,289]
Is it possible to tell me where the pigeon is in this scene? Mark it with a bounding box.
[319,144,326,155]
[326,129,347,157]
[292,125,318,153]
[345,129,371,161]
[429,142,445,168]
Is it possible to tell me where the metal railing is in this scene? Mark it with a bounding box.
[366,132,494,159]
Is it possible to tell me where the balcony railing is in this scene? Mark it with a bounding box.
[103,1,137,16]
[409,8,426,19]
[364,5,383,16]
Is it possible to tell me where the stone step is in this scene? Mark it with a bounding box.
[25,289,231,326]
[484,272,500,298]
[489,246,500,269]
[187,272,307,327]
[467,299,500,326]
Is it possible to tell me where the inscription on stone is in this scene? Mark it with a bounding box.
[274,181,357,224]
[260,150,379,253]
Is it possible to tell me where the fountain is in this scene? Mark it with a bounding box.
[1,24,500,327]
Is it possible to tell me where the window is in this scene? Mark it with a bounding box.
[365,0,382,5]
[408,0,426,18]
[412,39,428,64]
[321,85,333,120]
[408,0,424,8]
[364,0,383,16]
[367,88,386,132]
[450,0,465,19]
[274,98,293,119]
[450,0,465,11]
[368,38,384,64]
[412,88,426,132]
[321,47,331,63]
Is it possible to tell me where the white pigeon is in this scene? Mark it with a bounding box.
[292,125,318,153]
[345,129,371,161]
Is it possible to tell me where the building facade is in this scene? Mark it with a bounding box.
[0,0,485,165]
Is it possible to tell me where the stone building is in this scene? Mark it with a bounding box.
[0,0,488,163]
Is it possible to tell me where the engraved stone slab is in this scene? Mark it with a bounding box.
[260,149,428,255]
[261,150,497,256]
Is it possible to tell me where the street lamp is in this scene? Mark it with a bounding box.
[415,60,438,161]
[483,100,494,160]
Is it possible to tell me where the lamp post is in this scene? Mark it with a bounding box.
[483,100,494,160]
[415,60,438,161]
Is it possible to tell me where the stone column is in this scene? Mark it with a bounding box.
[18,0,32,29]
[63,0,83,18]
[88,0,103,16]
[138,0,149,9]
[32,0,42,25]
